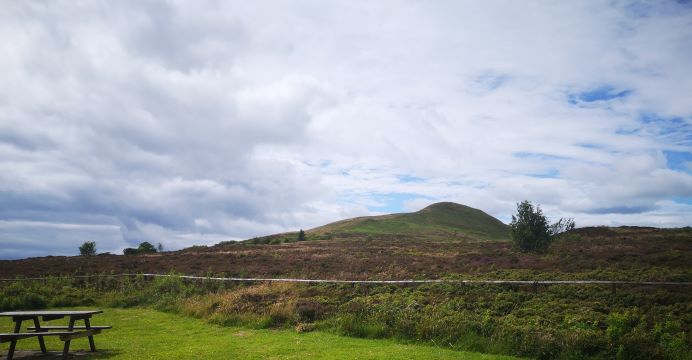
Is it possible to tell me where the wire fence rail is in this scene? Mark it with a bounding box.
[1,273,690,287]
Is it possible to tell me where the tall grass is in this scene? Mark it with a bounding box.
[1,275,689,360]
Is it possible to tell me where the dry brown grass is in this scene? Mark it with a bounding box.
[181,282,299,320]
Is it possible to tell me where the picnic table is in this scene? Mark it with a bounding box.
[0,310,111,360]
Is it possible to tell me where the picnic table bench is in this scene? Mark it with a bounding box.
[0,310,110,360]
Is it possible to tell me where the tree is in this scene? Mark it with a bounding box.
[123,241,159,255]
[510,201,551,252]
[549,217,576,237]
[297,229,306,242]
[157,242,164,252]
[79,241,97,256]
[510,201,576,252]
[137,241,157,254]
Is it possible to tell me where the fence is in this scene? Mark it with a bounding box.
[1,273,690,293]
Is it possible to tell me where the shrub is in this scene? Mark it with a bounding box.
[0,291,47,311]
[123,248,138,255]
[337,315,388,338]
[296,300,325,322]
[123,242,159,255]
[50,294,80,307]
[79,241,97,256]
[267,302,296,327]
[607,310,640,344]
[20,293,47,310]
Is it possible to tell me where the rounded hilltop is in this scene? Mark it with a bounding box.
[309,201,510,241]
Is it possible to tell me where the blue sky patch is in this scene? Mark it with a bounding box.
[664,151,692,172]
[527,169,559,179]
[624,2,654,18]
[615,114,691,148]
[514,152,570,161]
[397,174,426,183]
[568,86,632,104]
[587,205,657,214]
[576,143,605,150]
[639,113,692,146]
[640,113,685,127]
[615,127,638,135]
[672,196,692,205]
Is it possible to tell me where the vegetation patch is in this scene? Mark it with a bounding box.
[1,276,689,359]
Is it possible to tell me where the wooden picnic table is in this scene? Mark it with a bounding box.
[0,310,110,360]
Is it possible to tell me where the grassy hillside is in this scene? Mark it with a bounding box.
[309,202,510,240]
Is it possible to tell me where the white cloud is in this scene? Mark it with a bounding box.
[0,1,691,258]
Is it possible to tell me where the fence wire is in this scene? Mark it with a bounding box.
[1,273,690,286]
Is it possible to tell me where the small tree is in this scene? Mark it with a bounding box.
[510,200,575,252]
[510,201,551,252]
[297,229,306,242]
[549,217,576,237]
[79,241,97,256]
[157,242,164,252]
[137,241,157,254]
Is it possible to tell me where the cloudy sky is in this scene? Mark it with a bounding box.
[1,1,691,259]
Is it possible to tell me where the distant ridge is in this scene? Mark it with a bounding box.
[309,202,510,240]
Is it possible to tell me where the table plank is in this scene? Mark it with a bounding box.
[27,325,112,330]
[0,310,102,317]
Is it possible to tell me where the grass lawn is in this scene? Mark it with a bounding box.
[1,308,523,359]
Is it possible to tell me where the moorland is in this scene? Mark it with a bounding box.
[1,202,690,359]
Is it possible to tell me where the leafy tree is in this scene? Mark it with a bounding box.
[137,241,157,254]
[297,229,306,242]
[510,200,574,252]
[123,242,159,255]
[510,201,551,252]
[78,241,97,256]
[157,242,164,252]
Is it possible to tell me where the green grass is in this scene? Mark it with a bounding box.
[310,202,510,240]
[1,308,523,360]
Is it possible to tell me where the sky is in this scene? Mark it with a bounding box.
[1,1,691,259]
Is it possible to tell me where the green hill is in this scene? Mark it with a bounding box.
[309,202,510,240]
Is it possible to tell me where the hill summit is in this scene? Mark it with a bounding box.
[310,201,510,240]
